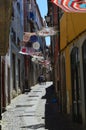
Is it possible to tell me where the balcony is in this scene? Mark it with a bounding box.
[27,11,35,21]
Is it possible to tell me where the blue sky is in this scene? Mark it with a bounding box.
[36,0,50,46]
[36,0,48,19]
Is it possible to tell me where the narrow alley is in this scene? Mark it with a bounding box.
[0,82,85,130]
[1,0,86,129]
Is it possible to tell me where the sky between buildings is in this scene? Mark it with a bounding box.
[36,0,50,46]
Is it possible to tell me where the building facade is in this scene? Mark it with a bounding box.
[23,0,46,88]
[46,1,86,126]
[0,0,13,117]
[60,13,86,125]
[10,0,25,97]
[0,0,25,113]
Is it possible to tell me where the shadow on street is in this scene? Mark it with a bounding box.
[0,125,1,130]
[42,85,85,130]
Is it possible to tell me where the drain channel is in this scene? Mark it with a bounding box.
[16,105,33,107]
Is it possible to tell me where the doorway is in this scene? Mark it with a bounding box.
[61,56,67,113]
[8,67,10,104]
[2,60,6,112]
[71,47,82,123]
[82,40,86,119]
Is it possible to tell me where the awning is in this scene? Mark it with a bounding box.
[36,27,58,37]
[51,0,86,12]
[19,46,35,55]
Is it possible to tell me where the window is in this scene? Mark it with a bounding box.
[71,47,82,123]
[17,2,20,13]
[11,28,16,43]
[82,40,86,115]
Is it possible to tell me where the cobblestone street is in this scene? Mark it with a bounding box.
[1,82,52,130]
[1,82,86,130]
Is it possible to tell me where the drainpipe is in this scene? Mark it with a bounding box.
[58,8,61,112]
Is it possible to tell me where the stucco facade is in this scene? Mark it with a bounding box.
[60,13,86,124]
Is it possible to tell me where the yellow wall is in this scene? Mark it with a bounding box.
[65,47,72,113]
[60,13,86,113]
[60,13,86,50]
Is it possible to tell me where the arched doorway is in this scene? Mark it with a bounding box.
[2,60,6,112]
[61,56,67,113]
[70,47,82,123]
[82,40,86,119]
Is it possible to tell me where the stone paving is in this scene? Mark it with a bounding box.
[1,81,85,130]
[1,82,52,130]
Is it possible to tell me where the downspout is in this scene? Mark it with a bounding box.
[57,8,61,112]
